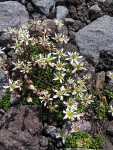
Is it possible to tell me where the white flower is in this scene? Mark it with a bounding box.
[67,78,75,85]
[0,47,5,54]
[12,60,24,70]
[55,60,66,71]
[11,40,21,50]
[39,91,53,106]
[60,34,69,44]
[53,72,65,83]
[20,62,32,74]
[74,112,84,120]
[54,19,63,27]
[63,98,78,110]
[81,94,93,105]
[53,33,62,42]
[83,73,91,81]
[27,96,32,103]
[48,103,58,112]
[107,71,113,80]
[66,52,83,65]
[36,54,46,68]
[63,107,76,120]
[72,61,84,73]
[53,86,66,100]
[72,85,87,97]
[77,78,84,86]
[3,79,22,92]
[33,19,41,25]
[29,84,37,91]
[39,36,49,46]
[53,48,67,58]
[4,27,14,34]
[108,105,113,116]
[70,122,80,133]
[45,53,55,67]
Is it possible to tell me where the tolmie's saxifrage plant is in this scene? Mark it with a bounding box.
[0,19,93,141]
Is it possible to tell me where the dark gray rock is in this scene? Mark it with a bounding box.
[48,142,58,150]
[64,43,79,53]
[76,15,113,64]
[44,124,61,140]
[39,136,49,147]
[44,124,57,135]
[10,91,20,105]
[31,0,55,15]
[72,20,86,32]
[107,120,113,135]
[0,67,5,99]
[0,68,4,82]
[0,1,29,46]
[89,4,102,20]
[65,148,95,150]
[27,2,34,12]
[50,130,62,140]
[0,105,47,150]
[66,0,85,5]
[102,133,113,150]
[32,12,44,20]
[65,18,75,26]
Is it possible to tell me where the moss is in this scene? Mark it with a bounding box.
[65,131,104,149]
[0,91,10,111]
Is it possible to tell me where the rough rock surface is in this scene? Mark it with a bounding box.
[0,105,48,150]
[56,6,69,32]
[56,6,69,21]
[98,0,113,4]
[0,1,29,32]
[76,15,113,64]
[107,120,113,135]
[0,1,29,46]
[31,0,55,15]
[65,148,94,150]
[89,4,102,20]
[0,67,5,100]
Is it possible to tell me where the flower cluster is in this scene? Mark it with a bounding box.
[1,20,93,139]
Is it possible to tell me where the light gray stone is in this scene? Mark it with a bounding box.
[31,0,55,15]
[0,1,29,46]
[44,124,57,134]
[89,4,102,20]
[76,15,113,64]
[56,6,69,21]
[56,6,69,32]
[98,0,113,4]
[76,120,91,132]
[0,1,29,32]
